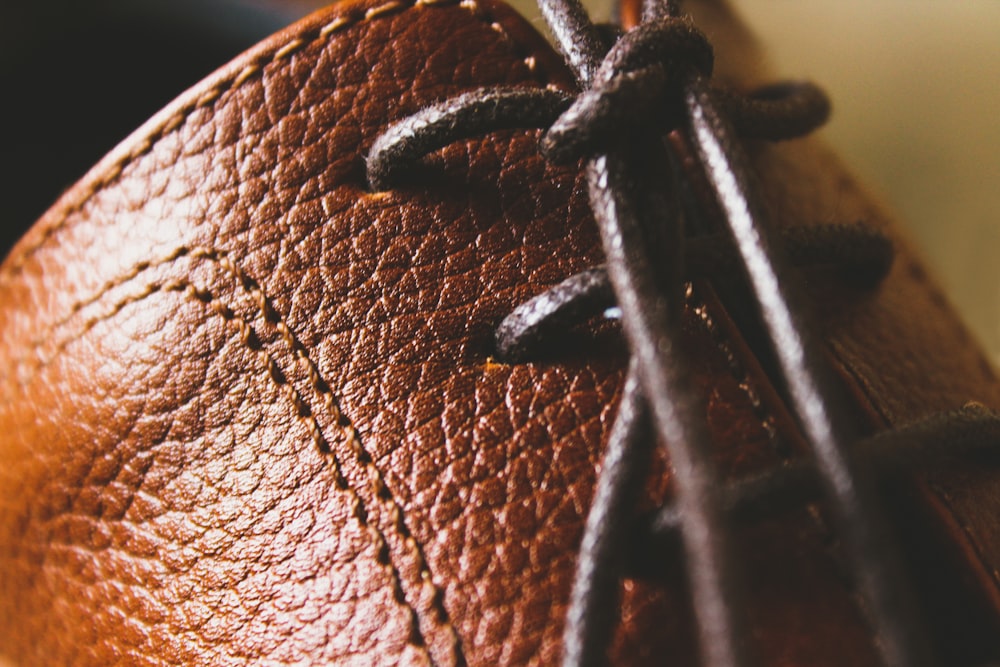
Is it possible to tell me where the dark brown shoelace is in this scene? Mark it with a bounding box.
[365,0,1000,664]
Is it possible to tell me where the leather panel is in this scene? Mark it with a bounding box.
[2,0,998,664]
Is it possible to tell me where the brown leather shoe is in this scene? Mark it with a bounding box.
[1,0,999,665]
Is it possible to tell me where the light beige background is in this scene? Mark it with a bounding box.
[511,0,1000,362]
[188,0,1000,362]
[736,1,1000,362]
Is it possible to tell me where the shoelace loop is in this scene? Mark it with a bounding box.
[540,16,712,163]
[363,1,1000,665]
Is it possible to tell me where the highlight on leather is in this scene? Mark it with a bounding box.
[2,0,1000,665]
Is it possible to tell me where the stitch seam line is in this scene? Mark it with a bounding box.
[927,480,1000,595]
[0,0,546,288]
[691,282,877,625]
[39,252,459,663]
[6,0,561,662]
[827,316,1000,615]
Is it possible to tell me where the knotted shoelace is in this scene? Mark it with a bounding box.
[365,0,1000,664]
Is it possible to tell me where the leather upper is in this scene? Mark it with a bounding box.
[1,0,999,665]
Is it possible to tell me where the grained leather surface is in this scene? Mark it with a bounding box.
[1,0,999,665]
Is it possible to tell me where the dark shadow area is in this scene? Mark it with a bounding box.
[0,0,317,259]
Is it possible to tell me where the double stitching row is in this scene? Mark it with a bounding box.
[2,0,569,662]
[28,247,471,663]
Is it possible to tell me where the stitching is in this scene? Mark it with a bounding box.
[365,0,406,20]
[691,284,868,613]
[6,0,558,660]
[900,256,1000,593]
[273,38,307,61]
[825,274,1000,605]
[188,277,432,657]
[826,338,895,426]
[47,246,206,336]
[17,247,227,366]
[470,2,544,77]
[928,481,1000,590]
[829,256,1000,595]
[32,250,465,662]
[688,285,781,459]
[0,0,546,289]
[2,0,442,283]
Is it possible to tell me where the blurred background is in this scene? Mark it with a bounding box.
[737,1,1000,363]
[1,0,998,360]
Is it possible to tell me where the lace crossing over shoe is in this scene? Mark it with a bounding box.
[1,0,1000,665]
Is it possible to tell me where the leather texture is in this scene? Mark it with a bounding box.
[1,0,999,664]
